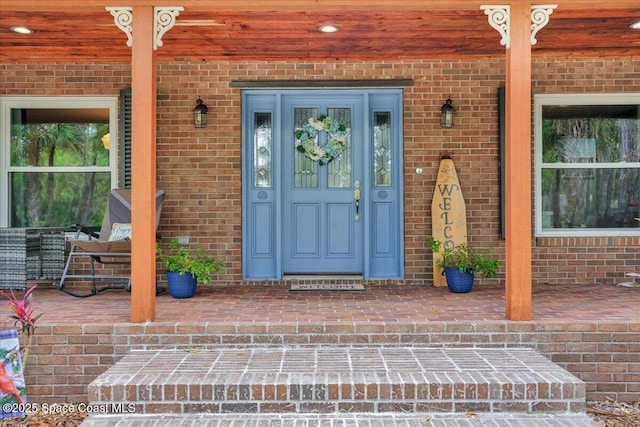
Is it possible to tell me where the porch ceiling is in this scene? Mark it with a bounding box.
[1,1,639,63]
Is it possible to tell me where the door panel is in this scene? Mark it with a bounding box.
[282,96,363,274]
[372,202,394,255]
[327,203,354,256]
[292,203,320,256]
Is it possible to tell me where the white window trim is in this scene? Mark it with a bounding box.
[534,93,640,237]
[0,96,119,227]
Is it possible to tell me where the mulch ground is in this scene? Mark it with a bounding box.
[1,410,86,426]
[1,399,638,426]
[587,399,640,427]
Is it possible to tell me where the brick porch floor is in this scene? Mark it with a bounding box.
[7,281,639,324]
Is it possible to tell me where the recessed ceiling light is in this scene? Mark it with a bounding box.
[319,25,339,33]
[11,26,34,34]
[630,21,640,29]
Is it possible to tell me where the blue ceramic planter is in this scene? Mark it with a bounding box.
[444,267,475,293]
[166,271,197,298]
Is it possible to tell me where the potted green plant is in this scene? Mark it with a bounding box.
[156,238,224,298]
[428,237,499,293]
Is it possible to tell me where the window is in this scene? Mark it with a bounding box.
[253,112,272,188]
[0,96,118,228]
[534,93,640,236]
[373,111,392,187]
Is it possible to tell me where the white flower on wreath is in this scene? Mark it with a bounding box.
[295,115,348,165]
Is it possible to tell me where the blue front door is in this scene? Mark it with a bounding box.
[282,95,364,274]
[242,89,404,280]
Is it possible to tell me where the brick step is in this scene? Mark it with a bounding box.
[81,412,599,426]
[88,347,587,415]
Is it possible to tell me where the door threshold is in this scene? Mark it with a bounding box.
[282,274,364,281]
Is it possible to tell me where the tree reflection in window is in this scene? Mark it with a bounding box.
[9,107,112,227]
[541,104,639,230]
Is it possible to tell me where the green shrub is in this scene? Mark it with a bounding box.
[428,237,499,279]
[156,238,223,284]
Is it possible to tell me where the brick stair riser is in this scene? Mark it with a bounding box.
[90,378,586,414]
[89,399,586,415]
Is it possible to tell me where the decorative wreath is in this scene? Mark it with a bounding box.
[295,115,348,165]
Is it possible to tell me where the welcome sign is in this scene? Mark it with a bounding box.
[431,156,468,287]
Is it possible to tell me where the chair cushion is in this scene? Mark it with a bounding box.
[108,223,131,241]
[70,239,131,254]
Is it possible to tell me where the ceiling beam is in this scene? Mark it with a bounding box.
[2,0,640,12]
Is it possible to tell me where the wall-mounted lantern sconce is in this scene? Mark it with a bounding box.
[440,97,456,128]
[193,97,208,128]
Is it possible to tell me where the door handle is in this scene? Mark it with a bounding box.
[354,180,361,221]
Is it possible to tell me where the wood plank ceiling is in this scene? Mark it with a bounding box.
[1,2,639,62]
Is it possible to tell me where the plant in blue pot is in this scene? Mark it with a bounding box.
[428,237,499,293]
[156,238,223,298]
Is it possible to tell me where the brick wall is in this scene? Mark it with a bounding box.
[25,320,640,404]
[1,58,639,284]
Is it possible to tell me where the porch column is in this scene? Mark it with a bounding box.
[504,2,532,321]
[130,5,157,322]
[109,6,182,322]
[481,3,555,320]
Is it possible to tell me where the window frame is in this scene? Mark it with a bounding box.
[534,92,640,237]
[0,96,119,227]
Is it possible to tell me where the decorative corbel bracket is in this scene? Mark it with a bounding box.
[480,4,557,48]
[106,7,133,47]
[530,5,557,45]
[154,7,184,50]
[105,6,184,50]
[480,5,510,48]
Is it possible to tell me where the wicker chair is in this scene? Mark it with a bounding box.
[0,227,67,290]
